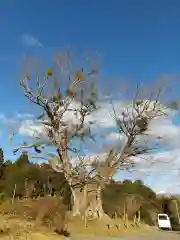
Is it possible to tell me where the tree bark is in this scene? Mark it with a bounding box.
[58,134,108,220]
[71,183,109,221]
[85,185,105,219]
[71,184,88,217]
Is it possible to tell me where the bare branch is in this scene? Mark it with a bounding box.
[90,82,170,185]
[14,51,100,186]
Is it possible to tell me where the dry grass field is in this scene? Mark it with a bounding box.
[0,198,153,240]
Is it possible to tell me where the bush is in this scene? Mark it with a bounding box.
[0,196,69,233]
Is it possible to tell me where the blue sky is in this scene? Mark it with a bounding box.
[1,0,180,193]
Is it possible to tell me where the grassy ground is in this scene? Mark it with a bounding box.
[0,215,65,240]
[0,214,153,239]
[0,198,153,239]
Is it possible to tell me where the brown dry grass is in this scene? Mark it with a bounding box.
[0,198,153,239]
[0,215,65,239]
[68,216,153,237]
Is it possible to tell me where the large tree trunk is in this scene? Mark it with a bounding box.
[71,184,88,217]
[58,132,108,220]
[71,182,109,221]
[86,185,105,219]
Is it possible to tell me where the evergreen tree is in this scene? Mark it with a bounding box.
[0,148,4,179]
[15,151,30,168]
[0,148,4,167]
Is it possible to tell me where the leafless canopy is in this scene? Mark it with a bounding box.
[14,52,100,185]
[90,82,169,185]
[14,52,174,188]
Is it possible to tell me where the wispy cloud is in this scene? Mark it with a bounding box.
[15,113,35,120]
[21,34,43,47]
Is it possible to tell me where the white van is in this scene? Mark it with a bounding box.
[157,213,172,230]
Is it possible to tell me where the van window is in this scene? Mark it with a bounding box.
[158,215,168,220]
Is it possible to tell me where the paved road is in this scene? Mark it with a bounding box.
[71,230,180,239]
[119,231,180,239]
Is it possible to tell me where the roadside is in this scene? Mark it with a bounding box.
[0,213,180,240]
[0,213,153,240]
[117,230,180,240]
[71,230,180,240]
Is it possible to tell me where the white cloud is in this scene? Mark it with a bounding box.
[1,99,180,194]
[0,113,36,135]
[21,34,43,47]
[147,116,180,149]
[16,100,179,152]
[18,120,45,138]
[106,132,122,141]
[120,148,180,194]
[17,100,125,139]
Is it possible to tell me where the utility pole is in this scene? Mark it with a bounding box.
[174,200,180,225]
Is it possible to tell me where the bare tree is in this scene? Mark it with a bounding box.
[13,52,99,217]
[89,83,170,219]
[13,52,172,221]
